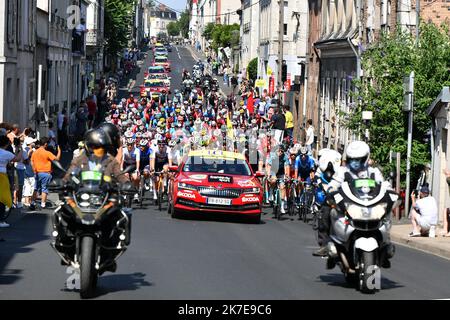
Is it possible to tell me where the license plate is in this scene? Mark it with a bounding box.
[207,198,232,206]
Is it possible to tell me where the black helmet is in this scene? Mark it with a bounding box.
[84,128,112,154]
[97,122,120,149]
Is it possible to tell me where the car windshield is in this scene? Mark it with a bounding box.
[149,74,168,80]
[183,156,252,176]
[149,67,165,74]
[145,81,164,88]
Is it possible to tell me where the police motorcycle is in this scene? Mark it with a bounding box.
[325,172,400,293]
[49,161,136,299]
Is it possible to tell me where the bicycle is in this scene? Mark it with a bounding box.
[287,179,300,217]
[271,177,286,220]
[154,171,171,211]
[298,181,315,223]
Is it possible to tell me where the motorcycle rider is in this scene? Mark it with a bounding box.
[312,141,394,267]
[312,149,342,256]
[63,128,129,186]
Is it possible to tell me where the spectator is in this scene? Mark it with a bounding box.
[305,119,315,155]
[73,141,85,159]
[7,123,23,145]
[271,107,286,145]
[48,121,57,153]
[30,137,61,210]
[0,135,23,227]
[87,95,97,129]
[13,136,29,209]
[57,108,69,151]
[284,105,294,139]
[75,103,88,141]
[23,137,37,208]
[409,184,438,237]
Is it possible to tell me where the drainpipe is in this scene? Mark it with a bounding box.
[347,37,360,80]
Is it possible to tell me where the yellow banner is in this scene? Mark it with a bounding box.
[255,79,266,87]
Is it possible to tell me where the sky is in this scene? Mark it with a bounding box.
[155,0,186,15]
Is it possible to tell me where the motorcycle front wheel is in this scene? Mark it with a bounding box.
[359,251,377,294]
[80,236,97,299]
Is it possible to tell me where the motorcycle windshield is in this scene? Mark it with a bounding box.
[80,170,103,193]
[352,179,381,198]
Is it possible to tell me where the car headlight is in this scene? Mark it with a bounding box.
[243,187,261,194]
[345,203,387,220]
[178,182,197,191]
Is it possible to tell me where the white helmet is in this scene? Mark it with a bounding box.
[318,149,342,176]
[345,141,370,173]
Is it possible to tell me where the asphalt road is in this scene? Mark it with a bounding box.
[1,46,450,299]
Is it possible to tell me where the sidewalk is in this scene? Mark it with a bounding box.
[390,221,450,260]
[185,45,234,98]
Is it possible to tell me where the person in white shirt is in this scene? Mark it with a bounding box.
[23,137,37,208]
[410,185,438,237]
[305,119,315,155]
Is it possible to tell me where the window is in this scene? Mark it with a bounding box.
[284,23,287,35]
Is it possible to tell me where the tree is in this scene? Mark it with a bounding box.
[344,23,450,185]
[167,22,180,37]
[104,0,135,58]
[209,24,240,50]
[202,23,215,40]
[247,58,258,81]
[178,10,190,38]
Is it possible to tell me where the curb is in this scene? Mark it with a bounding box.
[391,233,450,261]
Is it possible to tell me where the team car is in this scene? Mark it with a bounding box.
[145,66,167,79]
[168,150,264,223]
[140,79,170,99]
[153,55,171,72]
[146,72,171,87]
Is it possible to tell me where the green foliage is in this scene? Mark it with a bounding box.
[178,10,190,38]
[202,23,215,40]
[210,24,240,50]
[247,58,258,81]
[167,22,180,37]
[344,23,450,184]
[104,0,135,57]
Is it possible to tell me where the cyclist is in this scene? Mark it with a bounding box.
[266,145,290,214]
[122,138,141,201]
[150,139,173,201]
[294,146,316,182]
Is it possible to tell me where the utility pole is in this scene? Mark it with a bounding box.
[404,71,414,220]
[278,0,284,105]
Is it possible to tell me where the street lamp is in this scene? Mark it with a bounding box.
[362,110,373,142]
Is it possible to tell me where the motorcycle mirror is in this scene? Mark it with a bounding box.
[52,160,67,173]
[48,178,63,191]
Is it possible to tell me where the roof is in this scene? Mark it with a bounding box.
[188,150,246,160]
[427,87,450,116]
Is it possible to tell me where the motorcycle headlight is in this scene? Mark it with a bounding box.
[178,182,197,191]
[243,187,261,194]
[345,203,387,220]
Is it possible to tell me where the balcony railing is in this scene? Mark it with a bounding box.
[86,29,103,47]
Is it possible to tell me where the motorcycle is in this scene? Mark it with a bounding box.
[326,173,400,293]
[49,161,136,299]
